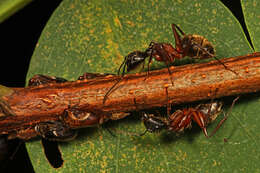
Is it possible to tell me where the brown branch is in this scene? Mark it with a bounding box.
[1,52,260,140]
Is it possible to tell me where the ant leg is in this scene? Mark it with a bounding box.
[103,58,128,104]
[139,129,148,136]
[194,43,239,76]
[171,23,184,53]
[147,42,155,76]
[212,57,239,76]
[144,42,155,81]
[103,77,123,105]
[191,111,209,137]
[117,58,127,75]
[163,60,174,86]
[133,98,148,136]
[164,84,171,117]
[172,23,185,36]
[208,96,240,138]
[156,44,175,85]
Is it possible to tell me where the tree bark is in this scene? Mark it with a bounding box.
[1,52,260,140]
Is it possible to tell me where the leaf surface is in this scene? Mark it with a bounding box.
[241,0,260,51]
[0,0,32,23]
[26,0,259,172]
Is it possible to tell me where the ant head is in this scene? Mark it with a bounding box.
[141,113,167,134]
[124,51,147,72]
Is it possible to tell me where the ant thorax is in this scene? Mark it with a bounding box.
[181,34,216,59]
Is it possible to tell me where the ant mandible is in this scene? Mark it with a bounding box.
[141,97,239,138]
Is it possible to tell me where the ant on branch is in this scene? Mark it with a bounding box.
[103,23,236,104]
[141,97,239,138]
[28,74,112,168]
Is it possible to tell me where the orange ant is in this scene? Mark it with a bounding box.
[141,97,239,137]
[103,23,235,104]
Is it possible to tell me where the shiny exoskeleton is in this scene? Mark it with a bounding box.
[168,102,223,137]
[117,23,216,77]
[28,74,71,168]
[141,101,224,137]
[29,74,110,140]
[28,73,111,168]
[103,23,218,104]
[141,113,168,135]
[34,121,77,141]
[28,74,68,86]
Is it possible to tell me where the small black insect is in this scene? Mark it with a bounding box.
[140,113,168,136]
[28,74,67,86]
[34,121,77,168]
[34,121,77,142]
[28,74,71,168]
[77,72,115,80]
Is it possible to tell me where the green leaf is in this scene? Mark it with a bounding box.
[0,0,33,23]
[26,0,259,172]
[241,0,260,51]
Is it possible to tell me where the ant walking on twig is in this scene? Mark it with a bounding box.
[103,23,236,104]
[140,97,239,138]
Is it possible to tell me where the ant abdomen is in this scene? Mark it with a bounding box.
[181,34,216,59]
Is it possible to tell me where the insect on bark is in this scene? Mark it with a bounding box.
[140,97,239,138]
[103,23,236,104]
[29,74,112,168]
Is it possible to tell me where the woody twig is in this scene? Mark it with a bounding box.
[1,52,260,140]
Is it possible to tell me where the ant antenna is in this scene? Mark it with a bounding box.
[194,44,239,76]
[139,129,148,136]
[117,58,128,76]
[103,77,123,105]
[208,96,240,138]
[172,23,185,36]
[103,55,129,105]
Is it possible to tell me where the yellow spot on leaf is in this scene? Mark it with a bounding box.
[126,21,135,27]
[114,16,122,29]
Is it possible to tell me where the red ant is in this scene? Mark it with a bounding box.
[141,97,239,138]
[118,24,218,77]
[103,23,235,104]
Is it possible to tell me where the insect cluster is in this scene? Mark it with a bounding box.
[0,23,239,168]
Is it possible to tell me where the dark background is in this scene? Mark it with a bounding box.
[0,0,249,172]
